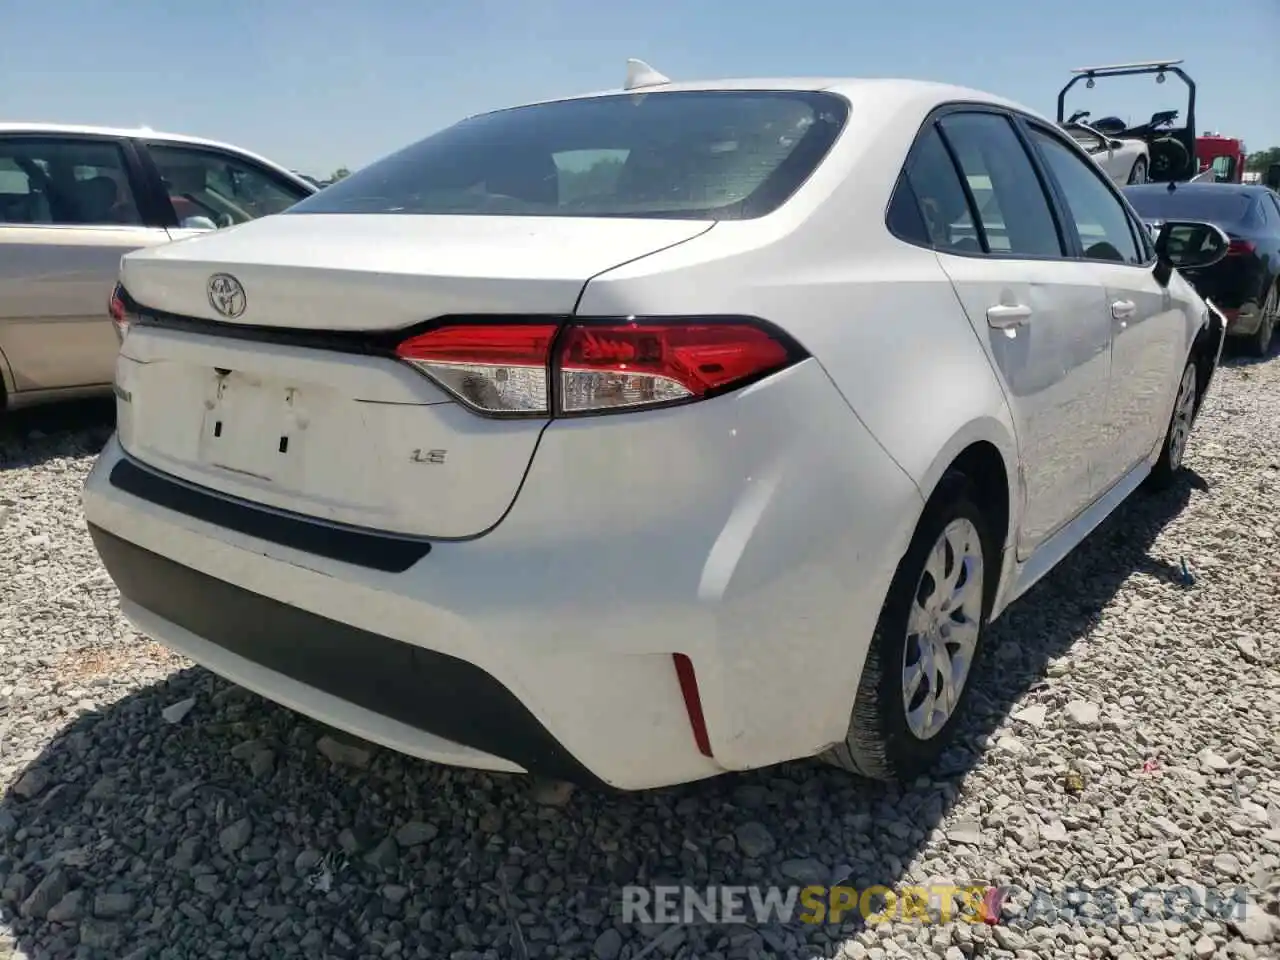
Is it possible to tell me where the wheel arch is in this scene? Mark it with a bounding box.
[1188,301,1226,418]
[912,418,1018,549]
[0,341,14,409]
[909,420,1020,616]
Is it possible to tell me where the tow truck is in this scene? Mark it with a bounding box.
[1195,132,1247,183]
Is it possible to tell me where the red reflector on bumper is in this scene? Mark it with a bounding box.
[672,654,713,758]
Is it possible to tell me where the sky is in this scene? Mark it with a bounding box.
[3,0,1277,179]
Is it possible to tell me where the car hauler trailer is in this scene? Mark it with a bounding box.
[1057,59,1199,183]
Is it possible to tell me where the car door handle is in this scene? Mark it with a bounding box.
[1111,300,1137,320]
[986,303,1032,329]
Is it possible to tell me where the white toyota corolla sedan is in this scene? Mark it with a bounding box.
[84,64,1229,791]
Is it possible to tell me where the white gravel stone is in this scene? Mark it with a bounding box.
[1012,703,1048,728]
[1234,635,1263,664]
[1,357,1279,958]
[159,696,195,724]
[1064,700,1101,727]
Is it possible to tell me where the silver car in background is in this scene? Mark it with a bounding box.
[0,124,316,411]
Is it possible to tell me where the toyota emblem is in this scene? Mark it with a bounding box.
[207,273,247,319]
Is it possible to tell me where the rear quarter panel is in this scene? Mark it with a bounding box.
[579,89,1022,550]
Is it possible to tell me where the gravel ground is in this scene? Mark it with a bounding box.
[1,348,1279,960]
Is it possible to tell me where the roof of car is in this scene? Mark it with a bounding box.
[498,77,1032,117]
[0,122,261,152]
[0,122,312,187]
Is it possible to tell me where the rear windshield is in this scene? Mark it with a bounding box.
[289,90,849,221]
[1122,188,1256,226]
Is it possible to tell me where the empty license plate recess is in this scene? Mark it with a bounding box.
[198,370,308,485]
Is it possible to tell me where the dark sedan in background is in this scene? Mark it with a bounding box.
[1124,182,1280,356]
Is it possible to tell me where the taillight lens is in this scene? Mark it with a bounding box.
[1226,239,1256,256]
[108,283,135,343]
[394,317,802,417]
[557,321,792,413]
[395,323,559,414]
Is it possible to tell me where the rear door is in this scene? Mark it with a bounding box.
[1024,121,1185,483]
[908,108,1113,556]
[0,134,172,394]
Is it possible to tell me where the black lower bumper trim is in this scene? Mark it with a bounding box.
[108,457,431,573]
[89,524,603,787]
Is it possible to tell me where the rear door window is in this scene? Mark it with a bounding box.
[288,91,850,220]
[0,137,143,226]
[935,112,1064,258]
[893,126,977,253]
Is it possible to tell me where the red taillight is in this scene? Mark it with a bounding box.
[557,321,792,413]
[1226,239,1255,256]
[108,283,135,343]
[394,323,559,414]
[394,317,801,417]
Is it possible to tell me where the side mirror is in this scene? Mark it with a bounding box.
[1152,220,1231,277]
[179,216,218,231]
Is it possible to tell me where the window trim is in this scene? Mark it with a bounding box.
[884,101,1072,263]
[135,139,314,228]
[1017,118,1158,269]
[932,121,990,254]
[0,132,163,230]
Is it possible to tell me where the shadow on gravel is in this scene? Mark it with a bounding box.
[0,399,115,472]
[1220,333,1279,368]
[0,474,1199,959]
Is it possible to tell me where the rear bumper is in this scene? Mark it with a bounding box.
[83,361,923,790]
[90,524,601,784]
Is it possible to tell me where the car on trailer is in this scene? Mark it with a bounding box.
[1057,59,1199,185]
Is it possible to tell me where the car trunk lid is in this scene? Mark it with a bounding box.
[114,214,713,540]
[124,213,713,329]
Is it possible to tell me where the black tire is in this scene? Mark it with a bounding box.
[823,471,996,781]
[1149,137,1190,181]
[1148,359,1198,490]
[1246,285,1277,358]
[1128,157,1148,184]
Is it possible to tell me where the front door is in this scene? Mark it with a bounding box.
[1025,122,1185,481]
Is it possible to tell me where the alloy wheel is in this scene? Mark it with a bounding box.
[901,518,984,740]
